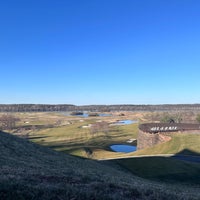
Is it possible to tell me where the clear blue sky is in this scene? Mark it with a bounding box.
[1,0,200,105]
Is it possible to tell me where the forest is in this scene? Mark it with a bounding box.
[0,103,200,112]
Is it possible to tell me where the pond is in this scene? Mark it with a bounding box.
[113,120,138,125]
[61,112,112,117]
[110,144,137,153]
[99,113,112,117]
[71,112,112,117]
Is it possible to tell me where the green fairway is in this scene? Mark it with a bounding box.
[131,133,200,156]
[26,113,139,159]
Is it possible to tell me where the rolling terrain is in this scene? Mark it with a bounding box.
[130,133,200,156]
[1,130,200,200]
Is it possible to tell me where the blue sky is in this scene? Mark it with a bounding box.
[1,0,200,105]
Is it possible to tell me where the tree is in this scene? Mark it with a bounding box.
[160,114,174,123]
[174,113,183,123]
[90,122,109,135]
[0,114,20,130]
[196,114,200,123]
[160,112,182,123]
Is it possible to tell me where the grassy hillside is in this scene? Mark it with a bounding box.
[12,112,200,159]
[1,131,200,200]
[131,133,200,156]
[115,157,200,184]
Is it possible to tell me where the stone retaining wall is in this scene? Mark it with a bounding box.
[137,123,200,150]
[137,130,171,150]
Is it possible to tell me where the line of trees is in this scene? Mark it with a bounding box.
[0,104,75,112]
[146,111,200,124]
[1,104,200,112]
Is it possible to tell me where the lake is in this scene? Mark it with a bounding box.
[61,112,112,117]
[110,144,137,153]
[77,113,112,117]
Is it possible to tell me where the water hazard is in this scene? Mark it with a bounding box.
[113,120,137,125]
[110,144,137,153]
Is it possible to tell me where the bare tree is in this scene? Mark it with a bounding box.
[196,114,200,123]
[0,114,20,130]
[90,122,109,135]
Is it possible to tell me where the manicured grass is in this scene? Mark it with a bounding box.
[115,157,200,184]
[131,133,200,156]
[1,130,200,200]
[10,112,200,160]
[2,112,200,199]
[29,118,139,159]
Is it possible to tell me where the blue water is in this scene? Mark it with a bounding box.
[99,113,112,117]
[64,112,112,117]
[110,144,137,153]
[82,113,89,117]
[60,112,89,117]
[114,120,137,125]
[84,113,112,117]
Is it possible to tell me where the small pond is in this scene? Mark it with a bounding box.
[99,113,112,117]
[110,144,137,153]
[114,120,138,125]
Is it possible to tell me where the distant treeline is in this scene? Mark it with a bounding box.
[0,104,75,112]
[1,104,200,112]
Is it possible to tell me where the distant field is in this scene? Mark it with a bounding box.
[5,112,200,160]
[9,112,139,159]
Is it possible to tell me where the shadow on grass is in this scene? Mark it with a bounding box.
[114,149,200,185]
[28,136,50,140]
[42,131,137,152]
[171,149,200,163]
